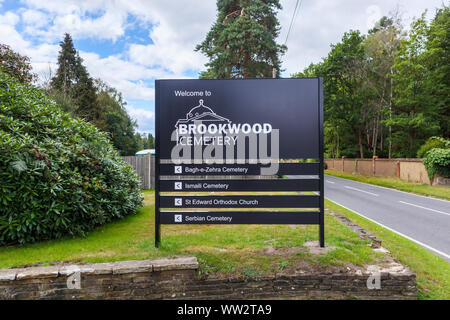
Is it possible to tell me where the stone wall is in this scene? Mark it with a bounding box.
[325,158,431,185]
[0,257,416,300]
[400,160,431,185]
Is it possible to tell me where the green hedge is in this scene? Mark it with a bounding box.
[417,136,448,158]
[423,148,450,181]
[0,71,142,245]
[419,137,450,181]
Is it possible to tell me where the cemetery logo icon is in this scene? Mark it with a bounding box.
[175,99,231,129]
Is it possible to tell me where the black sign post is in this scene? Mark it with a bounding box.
[155,78,324,247]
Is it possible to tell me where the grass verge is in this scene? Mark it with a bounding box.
[326,199,450,300]
[0,191,381,280]
[326,169,450,201]
[3,191,445,299]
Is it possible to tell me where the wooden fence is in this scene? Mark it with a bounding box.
[325,158,431,185]
[122,155,155,189]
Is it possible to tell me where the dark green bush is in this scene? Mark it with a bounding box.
[417,136,449,158]
[423,148,450,181]
[418,137,450,181]
[0,71,142,245]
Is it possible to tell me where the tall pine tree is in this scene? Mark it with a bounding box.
[196,0,286,78]
[51,33,97,121]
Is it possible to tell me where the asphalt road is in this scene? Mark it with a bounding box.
[324,175,450,261]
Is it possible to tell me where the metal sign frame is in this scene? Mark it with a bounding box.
[155,78,324,247]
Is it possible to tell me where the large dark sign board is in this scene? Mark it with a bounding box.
[155,78,324,247]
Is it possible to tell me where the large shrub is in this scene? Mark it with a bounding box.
[419,137,450,181]
[0,71,142,245]
[423,148,450,181]
[417,136,448,158]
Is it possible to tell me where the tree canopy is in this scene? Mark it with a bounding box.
[294,5,449,159]
[196,0,286,78]
[50,33,98,121]
[46,34,147,156]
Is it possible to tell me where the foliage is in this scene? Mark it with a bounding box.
[418,137,450,181]
[0,71,142,245]
[389,14,440,157]
[423,148,450,180]
[135,133,155,151]
[295,5,449,159]
[423,7,450,138]
[196,0,286,78]
[417,136,449,158]
[294,30,369,158]
[104,111,138,156]
[364,16,402,158]
[50,33,97,117]
[0,44,36,83]
[46,34,141,156]
[94,79,140,156]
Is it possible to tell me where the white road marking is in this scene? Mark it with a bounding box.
[344,186,379,197]
[327,199,450,260]
[326,175,450,203]
[398,201,450,216]
[326,181,335,184]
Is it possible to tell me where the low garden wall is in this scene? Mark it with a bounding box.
[325,158,431,185]
[0,257,416,300]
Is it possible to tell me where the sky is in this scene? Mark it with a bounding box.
[0,0,447,134]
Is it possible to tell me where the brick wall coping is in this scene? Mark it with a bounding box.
[0,255,415,282]
[325,158,423,162]
[0,256,199,281]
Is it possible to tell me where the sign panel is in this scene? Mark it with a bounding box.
[160,212,320,225]
[155,78,324,247]
[159,163,320,176]
[160,195,320,208]
[159,179,319,192]
[158,79,320,160]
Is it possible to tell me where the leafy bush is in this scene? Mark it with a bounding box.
[423,148,450,181]
[0,71,142,245]
[417,136,449,158]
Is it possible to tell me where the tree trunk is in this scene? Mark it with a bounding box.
[372,116,379,157]
[380,118,384,154]
[388,68,393,159]
[358,129,364,159]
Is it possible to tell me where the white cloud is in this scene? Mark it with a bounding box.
[18,0,128,42]
[277,0,445,75]
[1,0,446,134]
[0,11,20,25]
[79,52,168,100]
[126,104,154,133]
[0,24,30,53]
[23,0,108,16]
[48,10,126,41]
[125,1,216,74]
[21,9,48,28]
